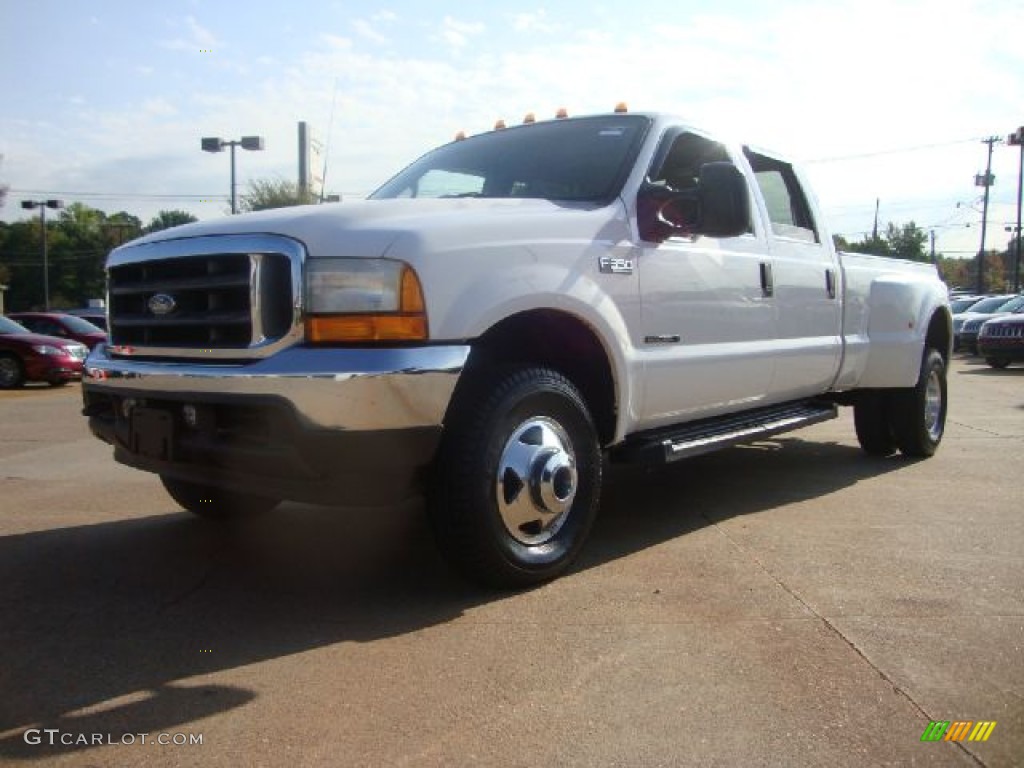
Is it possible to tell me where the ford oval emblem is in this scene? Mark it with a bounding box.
[148,293,177,316]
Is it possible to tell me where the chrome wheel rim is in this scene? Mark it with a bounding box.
[924,368,944,441]
[496,417,577,546]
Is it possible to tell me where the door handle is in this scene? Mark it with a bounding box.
[759,262,774,298]
[825,268,837,299]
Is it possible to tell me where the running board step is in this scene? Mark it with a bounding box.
[613,400,838,465]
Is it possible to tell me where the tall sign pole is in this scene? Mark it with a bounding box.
[1009,126,1024,293]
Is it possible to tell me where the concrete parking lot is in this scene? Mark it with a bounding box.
[0,357,1021,767]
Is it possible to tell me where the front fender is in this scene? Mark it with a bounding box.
[442,261,640,443]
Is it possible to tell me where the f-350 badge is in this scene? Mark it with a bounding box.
[598,256,634,275]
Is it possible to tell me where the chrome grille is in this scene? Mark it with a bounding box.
[105,234,304,360]
[983,324,1024,338]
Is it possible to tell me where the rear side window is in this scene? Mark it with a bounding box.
[745,150,818,243]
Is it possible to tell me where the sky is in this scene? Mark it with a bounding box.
[2,0,1023,259]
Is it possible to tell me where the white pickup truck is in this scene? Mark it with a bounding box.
[82,109,951,587]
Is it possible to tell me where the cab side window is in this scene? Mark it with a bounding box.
[744,150,818,243]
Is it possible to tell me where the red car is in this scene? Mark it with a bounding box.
[0,316,89,388]
[7,311,107,350]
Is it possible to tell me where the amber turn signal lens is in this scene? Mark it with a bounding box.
[306,314,427,342]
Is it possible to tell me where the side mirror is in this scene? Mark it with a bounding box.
[696,162,750,238]
[638,161,750,243]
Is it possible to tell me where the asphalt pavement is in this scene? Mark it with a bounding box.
[0,357,1021,767]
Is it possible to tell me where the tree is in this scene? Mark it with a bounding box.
[145,209,198,234]
[0,202,125,310]
[885,221,929,263]
[844,233,891,257]
[936,256,971,289]
[0,154,9,209]
[841,221,931,263]
[239,178,314,212]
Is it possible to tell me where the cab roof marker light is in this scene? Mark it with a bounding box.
[614,102,628,113]
[523,112,536,124]
[494,119,507,130]
[454,130,467,141]
[555,108,568,119]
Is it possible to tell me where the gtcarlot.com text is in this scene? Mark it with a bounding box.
[23,729,203,747]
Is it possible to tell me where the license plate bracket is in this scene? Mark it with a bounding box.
[131,407,175,461]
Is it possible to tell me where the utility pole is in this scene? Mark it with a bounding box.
[975,136,1001,294]
[930,229,936,264]
[872,198,880,241]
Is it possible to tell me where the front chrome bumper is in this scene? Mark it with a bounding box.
[81,343,470,506]
[83,343,470,431]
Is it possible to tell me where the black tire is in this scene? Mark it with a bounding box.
[985,358,1011,369]
[160,475,280,520]
[0,354,25,389]
[853,391,896,456]
[891,348,947,458]
[430,366,602,588]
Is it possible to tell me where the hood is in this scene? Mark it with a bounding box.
[123,198,613,260]
[983,312,1024,327]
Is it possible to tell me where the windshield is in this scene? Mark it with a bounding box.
[997,295,1024,312]
[371,115,651,203]
[967,296,1014,313]
[0,317,30,335]
[61,315,103,334]
[950,297,982,313]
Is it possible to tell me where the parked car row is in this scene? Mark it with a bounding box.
[951,293,1024,368]
[0,311,107,389]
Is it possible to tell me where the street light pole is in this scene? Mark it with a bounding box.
[1009,126,1024,293]
[201,135,265,214]
[20,199,64,310]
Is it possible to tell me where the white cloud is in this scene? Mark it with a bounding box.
[439,16,485,49]
[353,19,388,45]
[161,15,220,52]
[143,99,178,117]
[511,10,553,34]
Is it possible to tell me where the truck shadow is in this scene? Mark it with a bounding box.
[0,436,903,759]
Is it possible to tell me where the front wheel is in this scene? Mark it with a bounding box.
[429,366,602,588]
[0,355,25,389]
[986,357,1011,369]
[891,348,947,458]
[160,476,280,520]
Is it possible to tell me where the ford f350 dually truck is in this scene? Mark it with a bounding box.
[82,109,951,587]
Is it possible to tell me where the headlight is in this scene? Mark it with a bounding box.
[32,344,64,356]
[305,258,428,342]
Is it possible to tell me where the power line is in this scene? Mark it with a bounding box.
[806,137,983,164]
